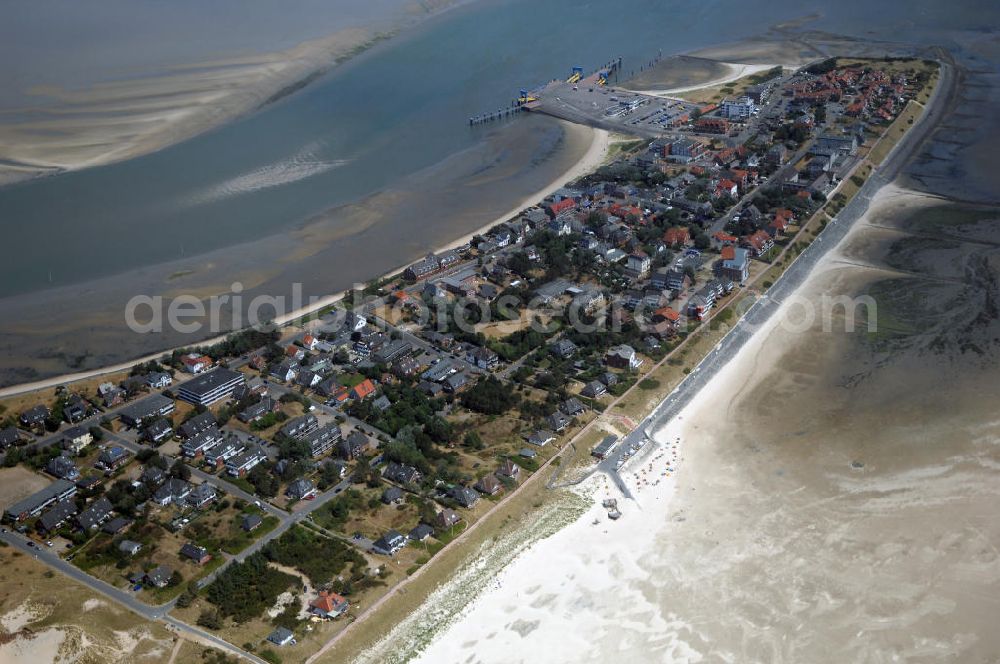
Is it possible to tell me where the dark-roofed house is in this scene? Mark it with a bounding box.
[3,479,77,522]
[46,455,79,481]
[180,542,211,565]
[592,435,619,459]
[303,423,342,458]
[19,404,50,428]
[237,396,277,423]
[142,418,174,444]
[241,514,263,532]
[145,565,172,588]
[153,478,191,506]
[75,476,102,492]
[267,627,296,647]
[140,465,167,487]
[383,462,422,486]
[178,411,217,440]
[474,474,502,496]
[339,430,371,461]
[76,496,113,531]
[145,371,172,389]
[187,483,217,508]
[286,478,316,500]
[468,347,499,370]
[581,381,607,399]
[97,446,130,472]
[38,498,78,533]
[450,485,480,509]
[381,486,404,505]
[63,395,88,423]
[181,426,223,458]
[546,412,570,432]
[119,540,142,556]
[559,398,586,417]
[62,426,93,454]
[443,372,471,394]
[409,523,434,542]
[435,508,461,530]
[176,368,244,407]
[225,446,266,477]
[280,414,319,440]
[0,426,25,449]
[496,459,520,481]
[118,394,174,428]
[372,529,407,556]
[102,517,131,535]
[527,430,556,447]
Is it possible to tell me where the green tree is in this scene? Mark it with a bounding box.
[170,458,191,481]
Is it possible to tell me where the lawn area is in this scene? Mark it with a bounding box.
[869,100,924,166]
[221,514,280,555]
[320,485,422,541]
[0,466,50,508]
[676,66,784,105]
[71,500,247,602]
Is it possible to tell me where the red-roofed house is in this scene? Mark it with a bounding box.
[547,198,576,217]
[610,203,643,220]
[663,227,690,248]
[180,354,213,374]
[769,216,790,237]
[720,245,736,261]
[713,231,738,248]
[650,306,681,337]
[652,307,681,323]
[696,117,729,134]
[349,378,377,401]
[714,179,738,199]
[302,334,317,350]
[310,590,349,619]
[742,230,774,257]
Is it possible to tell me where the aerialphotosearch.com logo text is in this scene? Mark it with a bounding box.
[124,281,878,339]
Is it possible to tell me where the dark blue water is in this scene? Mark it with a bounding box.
[0,0,792,296]
[0,0,988,298]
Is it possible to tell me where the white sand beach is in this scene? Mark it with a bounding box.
[437,124,612,254]
[390,183,937,663]
[393,176,1000,663]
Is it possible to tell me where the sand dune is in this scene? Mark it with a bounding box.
[0,28,376,186]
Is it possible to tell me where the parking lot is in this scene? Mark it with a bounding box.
[532,78,700,138]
